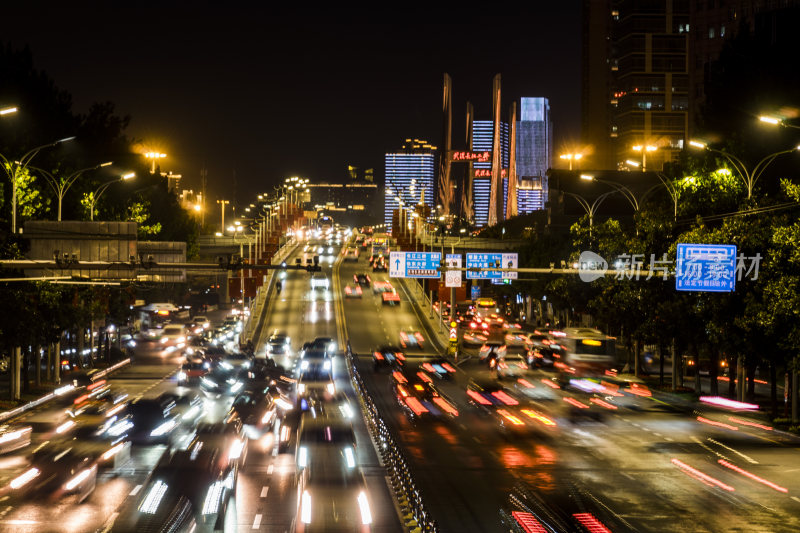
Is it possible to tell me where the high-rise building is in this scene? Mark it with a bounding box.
[582,0,690,171]
[384,139,436,231]
[471,121,508,226]
[516,97,552,213]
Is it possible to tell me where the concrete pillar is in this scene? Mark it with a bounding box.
[54,341,60,384]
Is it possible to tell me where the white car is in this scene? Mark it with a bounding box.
[497,353,529,379]
[159,325,187,348]
[310,272,329,290]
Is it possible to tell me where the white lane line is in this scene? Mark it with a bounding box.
[260,486,269,498]
[654,432,663,437]
[791,496,800,504]
[252,514,262,529]
[665,437,674,442]
[708,438,759,464]
[129,484,143,496]
[691,436,729,461]
[267,463,274,475]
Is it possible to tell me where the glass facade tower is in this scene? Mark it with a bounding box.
[516,97,552,213]
[471,120,508,227]
[384,139,436,231]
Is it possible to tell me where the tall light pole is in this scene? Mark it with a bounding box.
[559,152,583,170]
[89,172,135,221]
[0,136,76,233]
[631,144,657,172]
[580,174,640,211]
[562,190,618,238]
[689,140,800,199]
[145,152,166,174]
[33,161,113,221]
[217,199,229,232]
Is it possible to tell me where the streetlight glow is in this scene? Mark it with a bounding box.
[0,107,18,115]
[625,159,641,167]
[580,174,594,181]
[759,115,781,125]
[688,140,707,149]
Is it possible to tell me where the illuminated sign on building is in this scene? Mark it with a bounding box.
[450,151,491,163]
[474,168,508,178]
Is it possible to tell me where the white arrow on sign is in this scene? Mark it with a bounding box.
[389,251,405,278]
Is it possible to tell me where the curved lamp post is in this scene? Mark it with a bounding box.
[33,162,113,221]
[89,172,135,221]
[689,140,800,199]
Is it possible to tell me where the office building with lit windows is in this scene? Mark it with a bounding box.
[471,120,508,226]
[516,97,551,213]
[384,139,436,231]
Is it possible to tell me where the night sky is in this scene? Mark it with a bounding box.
[3,4,582,208]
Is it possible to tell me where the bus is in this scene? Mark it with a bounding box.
[318,215,334,234]
[474,298,498,318]
[369,233,391,269]
[550,328,616,380]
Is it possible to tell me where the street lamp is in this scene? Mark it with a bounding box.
[562,190,618,238]
[144,152,167,174]
[559,153,583,170]
[89,172,135,221]
[689,139,800,199]
[33,161,113,221]
[758,115,800,131]
[580,174,640,212]
[0,107,17,116]
[631,144,657,172]
[216,199,230,231]
[0,135,76,233]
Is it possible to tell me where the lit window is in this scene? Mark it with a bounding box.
[720,25,726,37]
[709,27,715,38]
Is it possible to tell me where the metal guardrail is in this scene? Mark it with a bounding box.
[345,340,439,533]
[0,357,131,424]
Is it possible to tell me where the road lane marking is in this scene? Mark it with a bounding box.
[252,514,262,529]
[654,432,663,437]
[267,463,274,474]
[665,437,674,441]
[260,486,269,498]
[691,436,729,461]
[791,496,800,504]
[129,484,143,496]
[708,438,759,464]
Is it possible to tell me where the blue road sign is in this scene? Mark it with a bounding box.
[470,285,481,301]
[465,253,518,280]
[389,251,441,279]
[676,243,736,292]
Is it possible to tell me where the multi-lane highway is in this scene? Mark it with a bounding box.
[1,234,799,532]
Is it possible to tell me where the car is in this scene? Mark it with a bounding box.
[479,341,508,367]
[296,367,336,406]
[419,357,457,380]
[504,327,529,347]
[190,316,210,335]
[354,273,371,287]
[0,424,32,455]
[112,447,236,532]
[267,331,292,355]
[200,367,247,397]
[372,255,387,272]
[382,290,401,306]
[526,332,560,368]
[391,370,459,421]
[310,337,337,355]
[127,397,182,444]
[158,392,205,426]
[178,359,211,384]
[311,272,329,290]
[159,324,188,349]
[497,353,529,379]
[344,246,359,261]
[399,327,424,349]
[295,416,357,473]
[68,417,134,471]
[344,284,363,298]
[462,319,490,345]
[219,351,252,371]
[295,466,373,532]
[188,417,248,472]
[300,348,331,367]
[466,379,521,411]
[231,390,277,439]
[4,440,98,503]
[372,280,394,294]
[372,346,405,371]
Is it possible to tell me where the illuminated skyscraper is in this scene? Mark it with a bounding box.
[384,139,436,231]
[471,121,508,226]
[516,97,552,213]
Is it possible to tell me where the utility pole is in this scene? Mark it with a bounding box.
[200,166,207,228]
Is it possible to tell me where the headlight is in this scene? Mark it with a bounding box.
[183,406,200,420]
[201,377,218,389]
[219,361,233,370]
[160,337,168,344]
[228,439,245,460]
[344,446,355,468]
[298,384,306,394]
[323,360,331,371]
[10,467,40,489]
[186,347,195,355]
[275,397,293,411]
[300,360,309,370]
[301,490,312,524]
[326,383,335,395]
[358,491,372,525]
[177,371,187,382]
[261,409,274,424]
[127,340,137,348]
[230,381,243,394]
[65,466,95,491]
[202,481,225,515]
[150,419,177,437]
[298,446,308,468]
